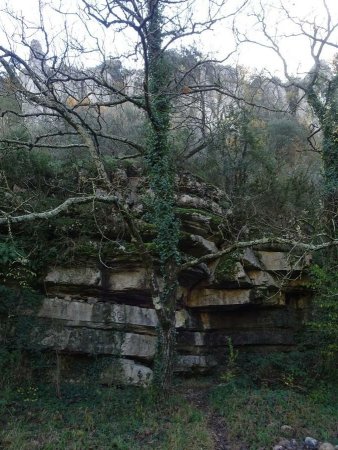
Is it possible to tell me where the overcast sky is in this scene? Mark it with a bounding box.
[1,0,337,77]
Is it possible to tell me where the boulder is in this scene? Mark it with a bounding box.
[101,358,153,386]
[304,437,318,449]
[319,444,335,450]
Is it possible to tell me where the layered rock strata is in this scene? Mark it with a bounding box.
[4,173,313,385]
[36,246,311,386]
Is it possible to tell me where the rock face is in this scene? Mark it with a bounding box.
[35,246,311,384]
[2,173,313,385]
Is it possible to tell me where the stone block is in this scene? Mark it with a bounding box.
[212,260,252,288]
[38,328,156,360]
[178,263,210,287]
[45,267,101,287]
[39,297,94,322]
[175,309,191,328]
[196,308,297,330]
[257,251,302,272]
[107,268,148,291]
[184,234,218,256]
[241,248,261,269]
[187,288,251,307]
[39,297,158,328]
[247,270,279,288]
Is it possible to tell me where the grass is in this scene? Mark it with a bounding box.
[0,350,337,450]
[210,381,338,450]
[0,382,213,450]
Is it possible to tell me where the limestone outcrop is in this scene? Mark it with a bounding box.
[1,173,313,385]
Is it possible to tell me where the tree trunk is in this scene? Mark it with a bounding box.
[308,81,338,232]
[145,0,180,390]
[154,303,177,389]
[322,130,338,232]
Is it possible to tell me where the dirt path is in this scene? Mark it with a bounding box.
[183,385,230,450]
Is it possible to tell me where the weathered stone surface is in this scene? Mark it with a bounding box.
[107,268,148,291]
[187,288,251,307]
[187,234,218,256]
[37,327,156,360]
[304,437,318,449]
[121,333,156,360]
[177,173,224,203]
[177,331,206,349]
[252,289,286,306]
[286,277,312,290]
[39,297,158,328]
[195,308,298,330]
[175,309,192,328]
[247,270,279,288]
[241,248,261,270]
[178,263,210,287]
[319,444,335,450]
[219,329,295,346]
[1,172,315,385]
[257,251,301,272]
[177,329,295,348]
[178,211,214,238]
[45,268,101,287]
[177,193,223,215]
[212,261,252,288]
[101,358,153,386]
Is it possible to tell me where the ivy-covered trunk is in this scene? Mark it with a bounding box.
[321,91,338,230]
[145,0,180,389]
[308,78,338,230]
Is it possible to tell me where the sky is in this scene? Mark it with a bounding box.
[0,0,337,78]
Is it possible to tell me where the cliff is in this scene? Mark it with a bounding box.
[1,172,313,385]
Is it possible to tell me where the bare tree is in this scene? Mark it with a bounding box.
[0,0,250,389]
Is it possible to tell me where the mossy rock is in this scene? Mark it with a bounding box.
[175,207,224,229]
[214,253,240,284]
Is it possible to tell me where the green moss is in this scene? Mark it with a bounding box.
[214,253,239,283]
[72,240,100,259]
[175,207,223,227]
[175,207,211,217]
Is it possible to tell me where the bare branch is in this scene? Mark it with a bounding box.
[0,195,119,225]
[182,237,338,270]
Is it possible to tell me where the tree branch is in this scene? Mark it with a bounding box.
[0,195,119,225]
[181,236,338,270]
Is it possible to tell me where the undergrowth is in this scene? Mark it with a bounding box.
[210,343,338,450]
[210,381,338,450]
[0,381,212,450]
